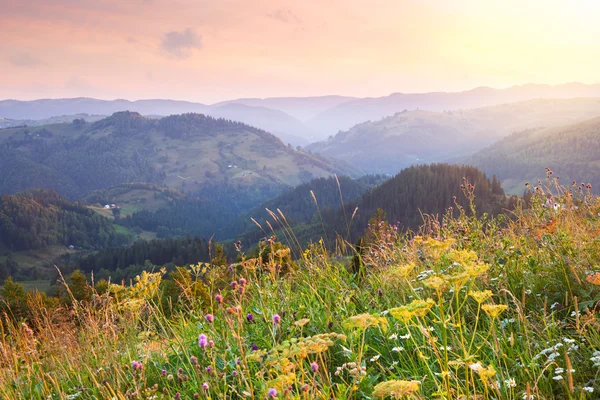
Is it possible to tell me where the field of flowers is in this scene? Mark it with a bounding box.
[1,180,600,399]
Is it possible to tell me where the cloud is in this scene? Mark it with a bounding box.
[267,8,302,24]
[160,28,202,59]
[10,52,42,67]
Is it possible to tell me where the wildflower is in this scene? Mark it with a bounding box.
[267,388,277,398]
[190,356,198,365]
[202,382,209,390]
[372,380,421,398]
[399,333,411,339]
[209,340,215,348]
[550,302,560,310]
[423,275,448,291]
[342,313,389,331]
[370,354,381,362]
[555,367,564,374]
[198,334,208,349]
[388,298,435,323]
[231,281,238,289]
[161,369,167,376]
[469,290,494,304]
[131,361,142,371]
[232,370,238,377]
[583,387,594,393]
[205,314,214,323]
[378,288,383,296]
[586,272,600,285]
[392,346,404,352]
[482,304,508,319]
[251,344,259,351]
[175,393,180,400]
[273,314,281,325]
[310,362,319,372]
[388,333,398,340]
[469,362,482,372]
[294,318,310,327]
[246,313,255,322]
[239,278,247,286]
[553,375,563,381]
[215,294,223,304]
[505,378,516,388]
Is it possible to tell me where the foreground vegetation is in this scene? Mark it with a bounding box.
[1,178,600,399]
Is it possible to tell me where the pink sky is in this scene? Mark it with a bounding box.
[2,0,600,103]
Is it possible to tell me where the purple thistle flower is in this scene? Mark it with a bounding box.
[272,314,281,325]
[202,382,209,390]
[175,393,180,399]
[215,294,223,304]
[310,362,319,372]
[198,334,208,349]
[251,344,259,351]
[246,313,254,322]
[268,388,278,398]
[239,277,247,286]
[232,370,238,377]
[377,288,383,296]
[131,361,142,371]
[205,314,214,323]
[231,281,238,289]
[209,340,215,348]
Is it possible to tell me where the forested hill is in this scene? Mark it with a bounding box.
[0,112,357,199]
[466,116,600,193]
[0,190,130,251]
[240,164,510,247]
[226,175,386,238]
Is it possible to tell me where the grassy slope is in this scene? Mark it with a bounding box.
[1,180,600,398]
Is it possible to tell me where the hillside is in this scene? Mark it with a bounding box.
[0,96,347,144]
[307,98,600,174]
[466,116,600,193]
[3,175,600,399]
[307,82,600,134]
[240,164,508,249]
[0,112,357,199]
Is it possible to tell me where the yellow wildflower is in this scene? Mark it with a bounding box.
[388,299,435,323]
[343,313,389,332]
[423,276,448,291]
[482,304,508,319]
[469,290,493,304]
[372,380,421,398]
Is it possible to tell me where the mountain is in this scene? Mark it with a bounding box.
[465,116,600,193]
[207,103,316,146]
[307,83,600,134]
[0,112,358,199]
[0,97,347,144]
[0,98,209,120]
[212,95,356,122]
[0,114,106,129]
[307,97,600,174]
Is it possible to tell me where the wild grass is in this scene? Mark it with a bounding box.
[1,178,600,399]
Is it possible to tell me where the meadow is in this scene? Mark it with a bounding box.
[1,179,599,399]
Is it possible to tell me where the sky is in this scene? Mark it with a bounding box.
[1,0,600,103]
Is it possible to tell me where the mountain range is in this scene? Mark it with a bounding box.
[4,83,600,146]
[307,97,600,174]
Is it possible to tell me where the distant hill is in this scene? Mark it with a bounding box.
[307,98,600,174]
[307,83,600,134]
[0,113,106,129]
[0,190,129,252]
[465,116,600,193]
[0,112,358,199]
[207,103,316,145]
[0,97,344,145]
[212,95,356,122]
